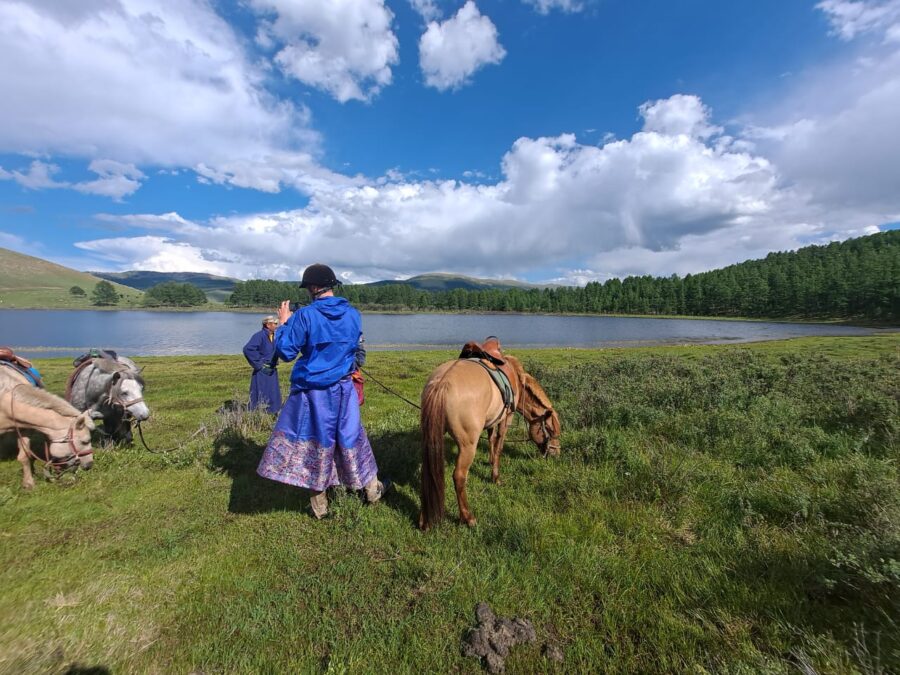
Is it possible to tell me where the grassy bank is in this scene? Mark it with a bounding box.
[1,336,898,673]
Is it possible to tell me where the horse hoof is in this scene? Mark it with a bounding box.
[22,481,34,491]
[463,517,477,528]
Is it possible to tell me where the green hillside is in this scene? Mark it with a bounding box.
[0,247,144,309]
[91,270,237,303]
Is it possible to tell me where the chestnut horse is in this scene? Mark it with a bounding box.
[419,355,561,530]
[0,368,95,489]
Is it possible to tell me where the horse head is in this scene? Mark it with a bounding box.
[108,371,150,422]
[520,372,562,457]
[47,410,96,470]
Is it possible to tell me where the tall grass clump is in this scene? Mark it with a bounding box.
[528,348,899,671]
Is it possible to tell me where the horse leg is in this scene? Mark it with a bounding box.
[453,435,478,527]
[489,417,511,485]
[17,437,35,490]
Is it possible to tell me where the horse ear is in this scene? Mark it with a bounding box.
[75,412,95,431]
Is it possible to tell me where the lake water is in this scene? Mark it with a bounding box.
[0,309,884,359]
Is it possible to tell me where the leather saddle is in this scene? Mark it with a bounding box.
[458,336,505,365]
[0,346,44,388]
[458,337,517,424]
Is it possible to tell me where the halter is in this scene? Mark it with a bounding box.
[9,384,93,471]
[105,376,145,419]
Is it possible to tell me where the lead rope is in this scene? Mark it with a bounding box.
[359,366,421,410]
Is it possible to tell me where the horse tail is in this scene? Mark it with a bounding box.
[419,379,449,530]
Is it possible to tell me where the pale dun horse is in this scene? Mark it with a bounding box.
[419,355,561,530]
[0,368,96,489]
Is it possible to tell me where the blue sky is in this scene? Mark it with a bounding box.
[1,0,898,284]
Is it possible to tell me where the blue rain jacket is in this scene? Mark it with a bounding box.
[275,296,362,390]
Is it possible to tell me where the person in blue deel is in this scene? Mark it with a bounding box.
[242,315,282,414]
[256,263,389,519]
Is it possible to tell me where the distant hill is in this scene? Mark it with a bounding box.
[0,247,143,309]
[91,270,239,303]
[367,272,552,291]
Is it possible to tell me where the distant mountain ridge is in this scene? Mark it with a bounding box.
[90,270,239,303]
[366,272,553,291]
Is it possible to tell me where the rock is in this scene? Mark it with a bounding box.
[461,602,537,673]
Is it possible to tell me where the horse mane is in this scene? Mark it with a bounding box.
[0,370,80,417]
[521,372,554,411]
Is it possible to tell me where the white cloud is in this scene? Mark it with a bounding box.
[75,236,230,275]
[817,0,900,40]
[75,95,802,282]
[0,159,145,200]
[419,1,506,91]
[0,0,324,194]
[251,0,399,103]
[639,95,723,139]
[409,0,442,21]
[744,0,900,218]
[522,0,584,14]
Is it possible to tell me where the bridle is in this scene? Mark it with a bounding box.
[515,382,559,451]
[9,384,93,471]
[105,375,145,420]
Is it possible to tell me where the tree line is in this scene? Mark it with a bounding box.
[225,230,898,321]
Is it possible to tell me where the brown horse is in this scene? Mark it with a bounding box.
[0,368,95,489]
[419,354,561,530]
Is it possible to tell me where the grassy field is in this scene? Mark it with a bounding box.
[0,336,897,673]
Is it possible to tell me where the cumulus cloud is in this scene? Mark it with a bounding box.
[0,0,325,195]
[419,1,506,91]
[75,94,803,282]
[251,0,399,103]
[0,159,145,200]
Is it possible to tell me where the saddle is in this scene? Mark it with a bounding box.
[0,346,44,388]
[66,348,121,402]
[458,337,516,424]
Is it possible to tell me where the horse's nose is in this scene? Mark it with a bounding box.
[81,457,94,470]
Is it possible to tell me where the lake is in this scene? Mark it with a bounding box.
[0,309,884,359]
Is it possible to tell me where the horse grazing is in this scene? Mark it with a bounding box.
[66,353,150,443]
[419,353,561,530]
[0,368,96,489]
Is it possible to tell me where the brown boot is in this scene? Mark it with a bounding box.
[363,478,392,504]
[309,491,329,519]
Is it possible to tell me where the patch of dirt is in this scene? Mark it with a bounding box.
[462,602,536,673]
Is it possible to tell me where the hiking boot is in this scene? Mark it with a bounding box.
[363,478,392,504]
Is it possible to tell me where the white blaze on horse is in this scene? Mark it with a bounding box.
[0,368,96,489]
[66,352,150,444]
[419,339,562,530]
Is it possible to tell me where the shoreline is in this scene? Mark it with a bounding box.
[1,304,896,329]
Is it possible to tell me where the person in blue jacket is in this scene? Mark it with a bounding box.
[256,263,390,519]
[242,315,282,414]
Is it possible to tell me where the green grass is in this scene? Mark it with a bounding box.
[1,335,898,673]
[0,247,143,309]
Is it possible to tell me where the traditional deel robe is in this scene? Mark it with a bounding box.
[242,328,282,414]
[256,296,378,492]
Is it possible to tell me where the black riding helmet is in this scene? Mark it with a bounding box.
[299,263,339,289]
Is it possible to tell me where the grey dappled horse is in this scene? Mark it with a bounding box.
[68,356,150,443]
